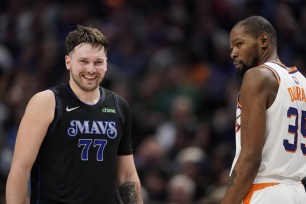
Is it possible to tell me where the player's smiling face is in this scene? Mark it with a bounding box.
[65,43,107,92]
[229,25,260,72]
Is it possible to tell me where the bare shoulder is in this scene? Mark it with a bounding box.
[28,90,55,107]
[30,89,54,103]
[242,66,278,90]
[25,89,55,121]
[243,65,278,88]
[241,65,278,108]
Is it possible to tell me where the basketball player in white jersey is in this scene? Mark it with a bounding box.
[221,16,306,204]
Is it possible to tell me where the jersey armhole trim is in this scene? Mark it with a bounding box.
[47,88,62,135]
[262,64,280,86]
[111,92,125,130]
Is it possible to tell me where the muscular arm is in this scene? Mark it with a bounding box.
[221,67,278,204]
[117,155,143,204]
[6,90,55,204]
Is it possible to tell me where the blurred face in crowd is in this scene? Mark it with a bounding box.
[229,25,261,72]
[65,43,107,92]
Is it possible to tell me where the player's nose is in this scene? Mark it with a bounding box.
[230,48,238,59]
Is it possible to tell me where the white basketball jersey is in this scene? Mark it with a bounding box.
[231,61,306,182]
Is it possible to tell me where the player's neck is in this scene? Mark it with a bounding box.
[260,49,279,65]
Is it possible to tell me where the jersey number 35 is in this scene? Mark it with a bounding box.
[285,107,306,155]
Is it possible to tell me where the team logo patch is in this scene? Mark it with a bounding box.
[292,76,299,84]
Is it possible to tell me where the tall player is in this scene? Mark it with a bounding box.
[222,16,306,203]
[6,25,143,204]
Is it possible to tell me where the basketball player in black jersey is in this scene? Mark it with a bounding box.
[6,25,143,204]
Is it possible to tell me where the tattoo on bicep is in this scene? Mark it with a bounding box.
[227,169,237,188]
[119,181,139,204]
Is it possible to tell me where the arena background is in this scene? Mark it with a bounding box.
[0,0,306,203]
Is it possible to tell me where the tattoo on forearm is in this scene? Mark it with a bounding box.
[119,182,139,204]
[227,169,237,188]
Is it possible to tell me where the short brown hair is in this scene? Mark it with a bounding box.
[65,25,109,54]
[234,16,277,47]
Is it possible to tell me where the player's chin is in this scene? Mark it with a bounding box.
[81,82,100,92]
[235,63,243,70]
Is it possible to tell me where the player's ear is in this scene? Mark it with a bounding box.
[65,55,71,70]
[260,33,270,48]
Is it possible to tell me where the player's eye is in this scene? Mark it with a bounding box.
[95,61,103,66]
[236,42,243,47]
[79,59,87,64]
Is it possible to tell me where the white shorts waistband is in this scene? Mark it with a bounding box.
[254,176,302,184]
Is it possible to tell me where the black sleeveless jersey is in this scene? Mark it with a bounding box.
[30,83,133,204]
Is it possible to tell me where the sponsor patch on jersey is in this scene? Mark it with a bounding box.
[102,107,116,113]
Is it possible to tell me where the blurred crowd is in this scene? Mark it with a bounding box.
[0,0,306,203]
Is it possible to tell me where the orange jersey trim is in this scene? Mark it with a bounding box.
[288,67,298,73]
[269,61,299,74]
[262,64,280,86]
[243,183,279,204]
